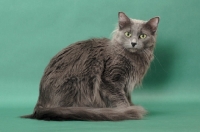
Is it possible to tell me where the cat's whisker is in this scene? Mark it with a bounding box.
[154,55,168,73]
[143,49,150,61]
[151,58,157,72]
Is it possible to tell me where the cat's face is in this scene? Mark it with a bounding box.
[112,12,159,53]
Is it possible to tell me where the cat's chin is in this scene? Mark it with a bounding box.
[126,48,140,53]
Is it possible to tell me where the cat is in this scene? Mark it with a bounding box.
[22,12,159,121]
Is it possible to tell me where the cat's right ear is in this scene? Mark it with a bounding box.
[145,17,160,34]
[118,12,131,30]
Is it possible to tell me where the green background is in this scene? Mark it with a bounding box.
[1,0,200,131]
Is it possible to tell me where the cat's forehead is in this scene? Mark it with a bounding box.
[129,19,146,31]
[130,19,146,25]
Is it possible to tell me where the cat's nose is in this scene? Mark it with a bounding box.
[131,42,137,47]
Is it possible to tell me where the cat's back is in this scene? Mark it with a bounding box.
[41,38,110,82]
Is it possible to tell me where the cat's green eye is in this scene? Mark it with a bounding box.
[139,34,147,39]
[125,32,132,37]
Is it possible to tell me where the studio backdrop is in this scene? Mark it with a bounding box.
[0,0,200,132]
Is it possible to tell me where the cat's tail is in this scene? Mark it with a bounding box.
[21,106,147,121]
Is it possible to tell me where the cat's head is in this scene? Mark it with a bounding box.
[112,12,159,53]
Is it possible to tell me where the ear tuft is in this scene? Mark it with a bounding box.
[146,17,160,34]
[118,12,131,30]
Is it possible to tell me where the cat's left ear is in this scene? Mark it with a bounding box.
[146,17,160,34]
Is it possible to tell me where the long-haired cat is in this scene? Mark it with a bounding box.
[22,12,159,121]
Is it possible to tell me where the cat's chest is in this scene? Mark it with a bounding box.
[105,54,148,92]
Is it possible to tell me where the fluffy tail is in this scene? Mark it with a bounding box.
[21,106,146,121]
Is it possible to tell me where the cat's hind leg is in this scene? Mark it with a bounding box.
[99,89,146,120]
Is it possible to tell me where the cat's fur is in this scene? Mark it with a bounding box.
[22,12,159,121]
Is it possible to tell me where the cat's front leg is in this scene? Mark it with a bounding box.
[101,88,130,108]
[110,94,130,108]
[100,88,146,119]
[127,94,134,106]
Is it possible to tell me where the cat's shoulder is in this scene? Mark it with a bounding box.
[76,38,110,46]
[53,38,110,58]
[62,38,110,49]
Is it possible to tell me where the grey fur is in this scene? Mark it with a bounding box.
[22,12,159,121]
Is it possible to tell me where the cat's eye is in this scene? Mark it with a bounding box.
[139,34,147,39]
[125,32,132,37]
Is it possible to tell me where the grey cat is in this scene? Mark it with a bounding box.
[22,12,159,121]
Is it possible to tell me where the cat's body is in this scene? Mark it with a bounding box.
[22,12,159,121]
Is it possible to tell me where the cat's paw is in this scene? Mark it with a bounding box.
[125,106,147,119]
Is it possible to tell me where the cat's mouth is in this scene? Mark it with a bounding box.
[126,48,142,53]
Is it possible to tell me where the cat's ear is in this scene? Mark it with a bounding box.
[145,17,160,34]
[118,12,131,30]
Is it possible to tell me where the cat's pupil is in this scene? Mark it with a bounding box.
[125,32,132,37]
[139,34,146,39]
